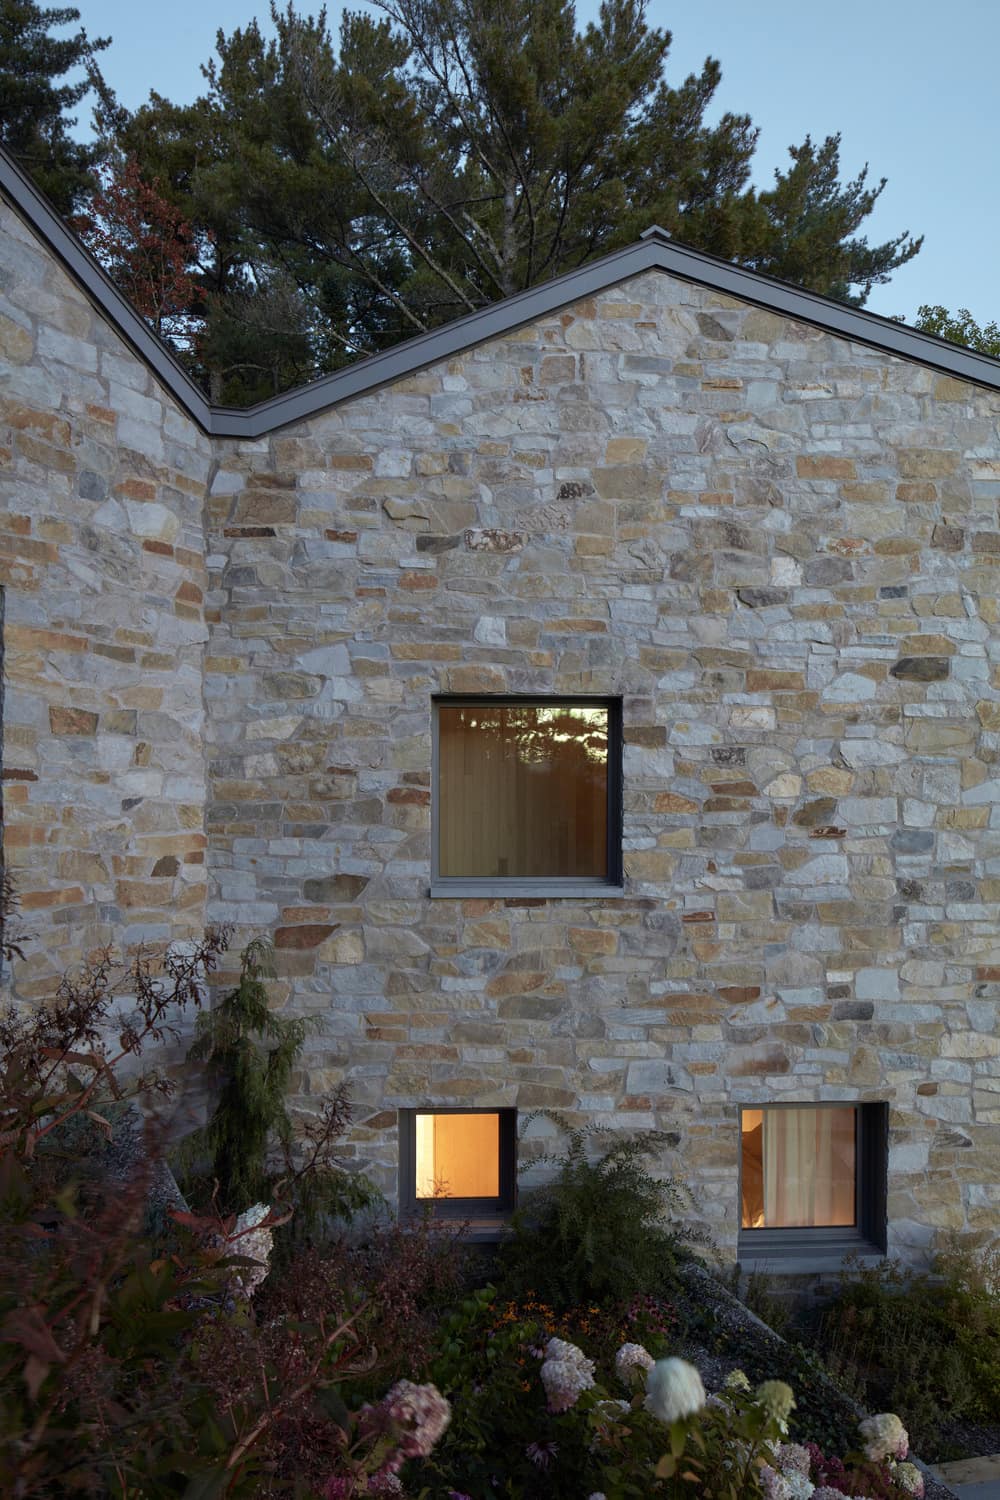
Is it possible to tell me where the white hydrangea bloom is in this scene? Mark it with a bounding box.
[859,1412,908,1462]
[644,1358,706,1424]
[228,1202,273,1298]
[614,1342,654,1384]
[539,1340,596,1414]
[894,1462,924,1497]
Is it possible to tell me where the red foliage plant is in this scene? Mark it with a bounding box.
[73,156,199,345]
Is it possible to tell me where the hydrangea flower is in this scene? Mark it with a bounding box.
[859,1412,908,1462]
[544,1336,589,1365]
[755,1380,796,1424]
[760,1466,795,1500]
[777,1443,812,1476]
[644,1358,706,1424]
[228,1202,273,1298]
[894,1461,924,1496]
[614,1342,654,1384]
[538,1337,595,1413]
[382,1379,452,1461]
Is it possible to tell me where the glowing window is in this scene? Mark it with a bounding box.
[741,1106,856,1229]
[738,1104,887,1258]
[433,699,621,887]
[400,1109,516,1217]
[415,1112,500,1199]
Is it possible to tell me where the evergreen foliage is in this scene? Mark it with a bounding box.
[110,0,921,404]
[913,303,1000,358]
[497,1118,691,1310]
[181,939,377,1241]
[182,938,307,1214]
[0,0,110,213]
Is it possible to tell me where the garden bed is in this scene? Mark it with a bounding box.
[670,1261,955,1500]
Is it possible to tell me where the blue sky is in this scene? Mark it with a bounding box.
[71,0,1000,325]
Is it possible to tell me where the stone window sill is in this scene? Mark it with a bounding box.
[738,1240,885,1276]
[429,881,625,900]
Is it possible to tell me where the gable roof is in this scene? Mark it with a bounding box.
[5,144,1000,440]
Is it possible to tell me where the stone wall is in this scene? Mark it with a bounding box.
[0,199,211,992]
[5,174,1000,1264]
[204,269,1000,1261]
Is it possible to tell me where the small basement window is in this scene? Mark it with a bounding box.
[399,1108,516,1220]
[739,1103,887,1264]
[431,697,622,896]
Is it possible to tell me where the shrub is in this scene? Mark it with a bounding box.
[0,919,450,1497]
[816,1249,999,1454]
[418,1310,921,1500]
[176,937,379,1255]
[497,1118,693,1310]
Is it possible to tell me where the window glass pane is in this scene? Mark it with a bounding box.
[438,703,609,878]
[741,1107,856,1229]
[415,1113,500,1199]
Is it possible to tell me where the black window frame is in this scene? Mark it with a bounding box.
[737,1101,888,1264]
[429,695,624,898]
[398,1107,517,1220]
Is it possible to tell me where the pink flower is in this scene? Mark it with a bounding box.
[525,1440,559,1470]
[382,1379,451,1459]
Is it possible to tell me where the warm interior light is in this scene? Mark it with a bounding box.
[741,1107,856,1229]
[438,703,609,878]
[415,1113,500,1199]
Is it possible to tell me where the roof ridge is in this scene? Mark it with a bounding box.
[4,142,1000,440]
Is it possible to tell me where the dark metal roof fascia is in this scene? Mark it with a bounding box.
[5,141,1000,440]
[206,238,671,437]
[0,150,213,432]
[214,238,1000,437]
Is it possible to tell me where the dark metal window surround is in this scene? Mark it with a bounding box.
[430,696,624,898]
[738,1102,888,1264]
[399,1108,517,1220]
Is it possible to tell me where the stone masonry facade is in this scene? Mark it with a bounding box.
[4,180,1000,1265]
[0,198,211,998]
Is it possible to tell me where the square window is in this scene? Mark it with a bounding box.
[738,1103,887,1262]
[399,1108,516,1219]
[432,698,622,895]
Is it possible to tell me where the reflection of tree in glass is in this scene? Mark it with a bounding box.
[463,706,608,768]
[438,705,609,879]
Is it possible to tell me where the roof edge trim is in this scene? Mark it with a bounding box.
[5,143,1000,440]
[0,150,213,432]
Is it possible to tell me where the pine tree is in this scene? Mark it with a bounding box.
[183,939,307,1215]
[115,0,921,403]
[0,1,110,213]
